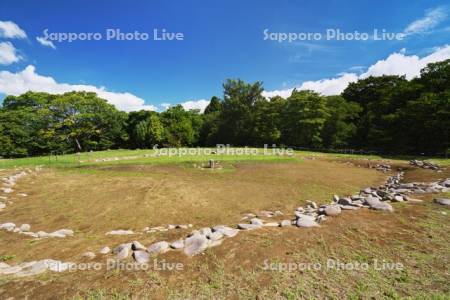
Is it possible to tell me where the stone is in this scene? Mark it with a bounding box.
[295,214,319,228]
[99,246,111,254]
[324,205,341,216]
[306,200,318,209]
[337,198,352,205]
[17,193,28,197]
[131,241,146,251]
[0,202,6,210]
[393,195,404,202]
[263,222,280,227]
[133,250,150,264]
[0,187,13,194]
[199,227,212,236]
[82,252,96,260]
[339,205,359,210]
[370,202,394,212]
[184,234,209,256]
[332,195,339,202]
[19,224,31,232]
[237,223,261,230]
[106,229,134,235]
[280,220,292,227]
[316,215,327,223]
[147,241,170,254]
[0,222,15,231]
[250,218,264,226]
[112,243,132,255]
[116,247,130,260]
[207,231,223,241]
[37,231,49,238]
[434,198,450,206]
[212,225,239,237]
[52,229,74,237]
[170,239,185,249]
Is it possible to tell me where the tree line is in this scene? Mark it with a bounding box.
[0,59,449,158]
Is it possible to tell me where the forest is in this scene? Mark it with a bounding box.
[0,59,449,158]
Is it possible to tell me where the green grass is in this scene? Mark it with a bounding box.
[2,147,448,169]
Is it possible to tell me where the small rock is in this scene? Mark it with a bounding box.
[133,250,150,263]
[106,229,134,235]
[263,222,279,227]
[237,223,261,230]
[212,225,239,237]
[147,241,170,254]
[250,218,264,226]
[99,247,111,254]
[131,241,146,251]
[116,247,130,260]
[19,224,31,232]
[324,205,341,216]
[280,220,292,227]
[170,239,185,249]
[82,252,96,260]
[295,214,319,227]
[184,234,209,256]
[434,198,450,206]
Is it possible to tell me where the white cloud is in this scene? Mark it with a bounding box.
[180,99,210,112]
[0,41,22,65]
[36,37,56,49]
[0,65,156,112]
[404,7,448,35]
[160,103,171,110]
[263,45,450,98]
[0,21,27,39]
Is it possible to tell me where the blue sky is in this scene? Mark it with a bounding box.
[0,0,450,111]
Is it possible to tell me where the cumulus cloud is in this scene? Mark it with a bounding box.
[404,6,448,35]
[160,103,171,110]
[0,20,27,39]
[0,41,22,65]
[180,99,210,112]
[263,45,450,98]
[36,37,56,49]
[0,65,156,112]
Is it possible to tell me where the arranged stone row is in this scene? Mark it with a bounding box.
[0,167,41,211]
[409,159,442,171]
[375,164,391,173]
[0,222,74,238]
[105,224,194,236]
[0,259,71,277]
[241,210,284,219]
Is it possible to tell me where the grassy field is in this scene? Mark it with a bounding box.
[0,149,449,299]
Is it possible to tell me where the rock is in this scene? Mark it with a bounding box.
[170,239,185,249]
[184,234,209,256]
[37,231,49,238]
[176,224,188,229]
[317,215,327,223]
[337,198,352,205]
[339,205,359,210]
[207,231,223,241]
[332,195,339,202]
[306,200,318,209]
[442,179,450,187]
[47,232,66,238]
[106,229,134,235]
[237,223,261,230]
[274,210,284,216]
[263,222,280,227]
[133,250,150,263]
[167,224,176,230]
[116,247,130,260]
[212,225,239,237]
[393,195,404,202]
[280,220,292,227]
[324,205,341,216]
[112,243,132,255]
[0,222,15,231]
[147,241,170,254]
[434,198,450,206]
[17,193,27,197]
[131,241,146,251]
[295,214,319,228]
[52,229,74,237]
[250,218,264,226]
[0,188,13,194]
[99,247,111,254]
[19,224,31,232]
[0,202,6,210]
[371,202,394,212]
[82,252,96,260]
[199,227,212,236]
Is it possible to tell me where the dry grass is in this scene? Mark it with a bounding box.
[0,158,449,299]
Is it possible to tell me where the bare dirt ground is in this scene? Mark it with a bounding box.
[0,159,449,299]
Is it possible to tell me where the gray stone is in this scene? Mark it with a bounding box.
[263,222,280,227]
[37,231,49,238]
[237,223,261,230]
[184,234,209,256]
[131,241,146,251]
[280,220,292,227]
[371,202,394,212]
[112,243,132,255]
[52,229,74,237]
[170,239,185,249]
[0,222,15,231]
[106,229,134,235]
[147,241,170,254]
[133,250,150,263]
[324,205,341,216]
[99,246,111,254]
[82,252,96,260]
[332,195,339,202]
[295,214,319,227]
[212,225,239,237]
[339,205,359,210]
[116,247,130,260]
[250,218,264,226]
[207,231,223,241]
[434,198,450,206]
[393,195,404,202]
[19,224,31,232]
[199,227,212,236]
[338,198,352,205]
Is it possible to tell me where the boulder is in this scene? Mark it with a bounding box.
[434,198,450,206]
[170,239,185,249]
[133,250,150,264]
[324,205,341,216]
[112,243,132,255]
[131,241,146,251]
[147,241,170,254]
[116,247,130,260]
[295,214,319,228]
[184,234,209,256]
